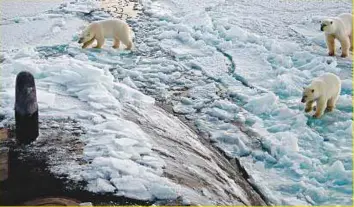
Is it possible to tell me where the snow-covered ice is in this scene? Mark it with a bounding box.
[124,0,351,205]
[1,0,352,205]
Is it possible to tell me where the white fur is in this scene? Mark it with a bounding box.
[321,13,352,57]
[302,73,341,118]
[78,19,133,50]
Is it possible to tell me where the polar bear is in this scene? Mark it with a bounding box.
[78,19,133,50]
[320,13,352,57]
[301,73,341,118]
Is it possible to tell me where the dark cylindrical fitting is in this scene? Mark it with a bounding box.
[15,71,39,144]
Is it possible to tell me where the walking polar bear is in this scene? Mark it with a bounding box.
[320,13,352,57]
[78,19,133,50]
[301,73,341,118]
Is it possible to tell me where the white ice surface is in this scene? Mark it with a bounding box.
[0,0,71,20]
[1,0,352,205]
[0,0,185,203]
[126,0,352,205]
[1,47,184,201]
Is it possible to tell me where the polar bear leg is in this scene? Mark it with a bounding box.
[82,37,95,49]
[339,36,350,57]
[125,41,133,50]
[94,37,105,49]
[120,36,132,50]
[326,98,335,112]
[327,89,341,111]
[113,36,120,49]
[120,26,133,50]
[313,98,326,118]
[120,38,133,50]
[349,34,353,51]
[326,34,335,56]
[305,100,314,113]
[93,30,105,49]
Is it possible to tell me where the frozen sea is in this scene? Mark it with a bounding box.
[0,0,352,205]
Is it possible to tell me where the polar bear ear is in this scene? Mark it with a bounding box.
[311,89,314,93]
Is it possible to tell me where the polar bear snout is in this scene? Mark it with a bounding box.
[78,37,84,43]
[301,97,306,103]
[320,20,334,32]
[320,22,331,31]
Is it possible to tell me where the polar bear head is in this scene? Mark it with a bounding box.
[78,26,95,44]
[320,18,336,34]
[301,86,320,103]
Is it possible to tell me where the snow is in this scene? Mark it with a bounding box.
[0,13,85,50]
[131,0,352,205]
[1,45,181,200]
[0,0,71,20]
[0,0,181,203]
[87,178,116,193]
[79,202,93,206]
[1,0,352,205]
[244,92,278,115]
